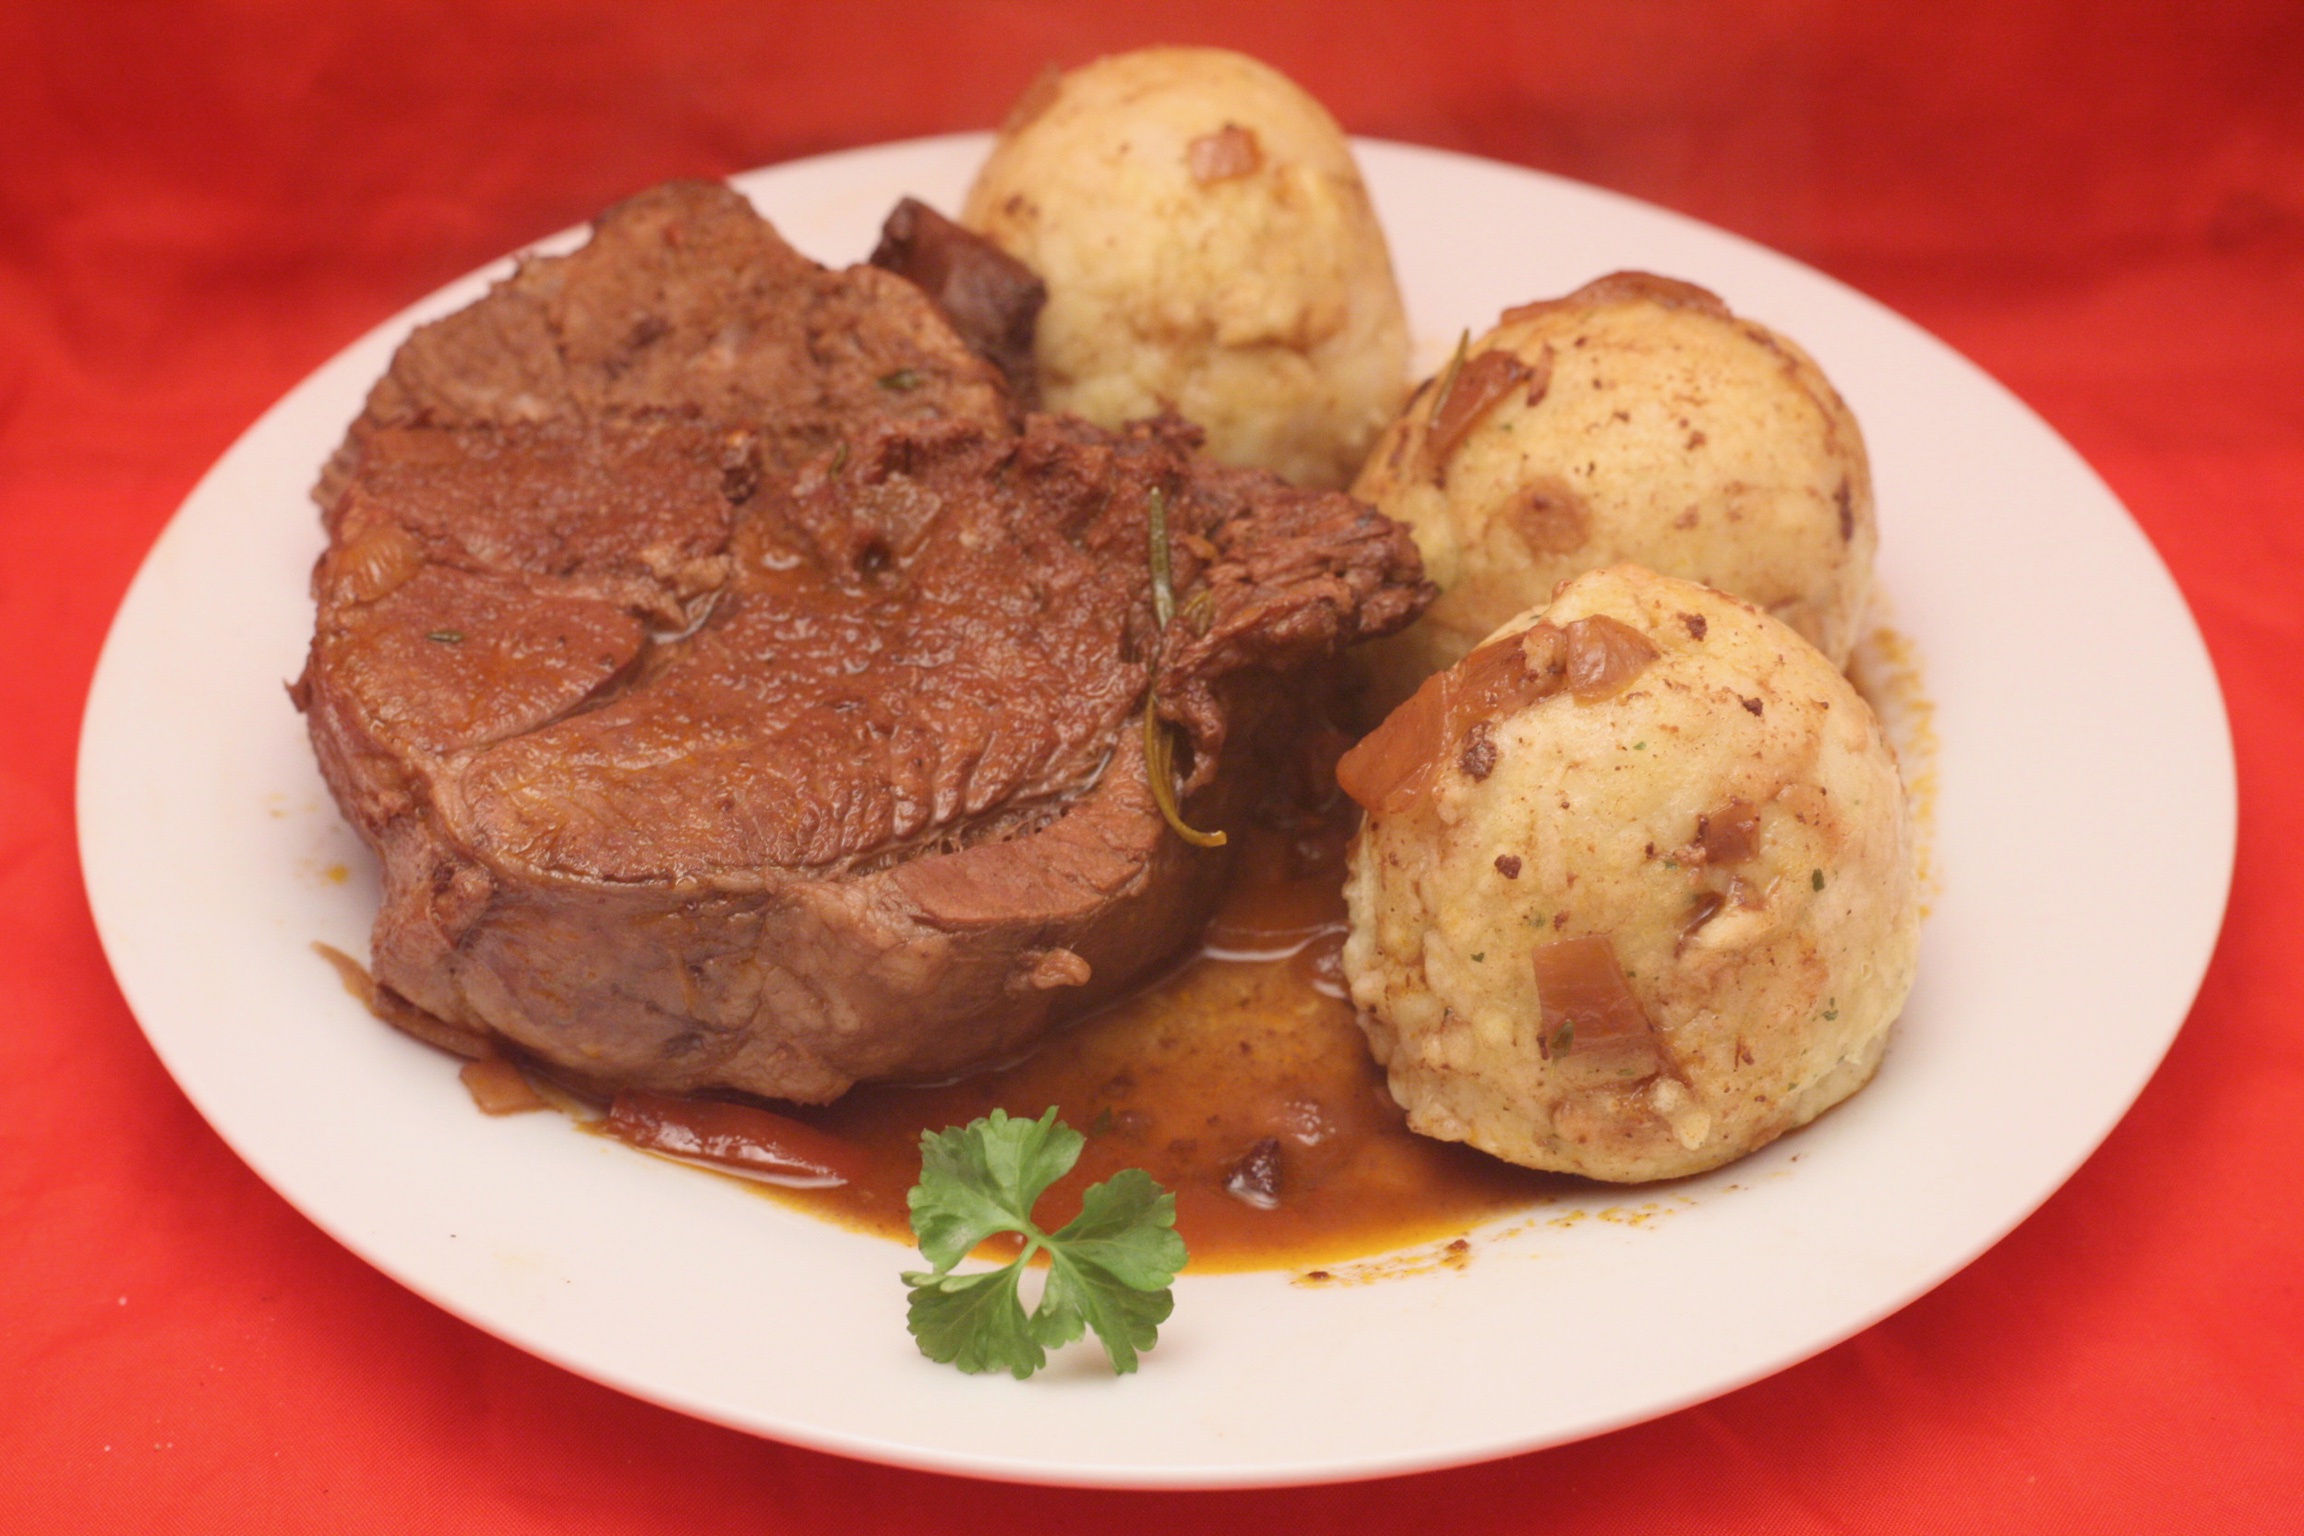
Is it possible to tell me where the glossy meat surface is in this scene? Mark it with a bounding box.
[298,182,1430,1102]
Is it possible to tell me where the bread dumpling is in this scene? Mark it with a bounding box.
[964,47,1410,489]
[1338,565,1917,1183]
[1352,274,1873,711]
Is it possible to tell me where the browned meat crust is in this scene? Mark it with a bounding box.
[298,180,1429,1103]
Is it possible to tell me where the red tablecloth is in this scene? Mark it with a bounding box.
[6,2,2299,1528]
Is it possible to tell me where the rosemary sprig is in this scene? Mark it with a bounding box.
[1142,482,1225,848]
[1144,694,1226,849]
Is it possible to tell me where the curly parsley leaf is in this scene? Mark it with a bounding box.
[903,1109,1186,1380]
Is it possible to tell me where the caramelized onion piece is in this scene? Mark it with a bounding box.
[1699,798,1763,866]
[460,1058,546,1115]
[372,986,495,1060]
[1563,614,1660,701]
[312,941,377,1008]
[1679,889,1726,943]
[1531,934,1671,1090]
[1449,622,1566,731]
[1427,350,1533,466]
[606,1092,866,1188]
[1337,623,1569,816]
[1336,667,1447,815]
[1187,123,1263,183]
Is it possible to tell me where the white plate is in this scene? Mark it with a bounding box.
[78,135,2234,1488]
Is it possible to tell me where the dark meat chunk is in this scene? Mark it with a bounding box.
[870,197,1046,405]
[1225,1138,1284,1209]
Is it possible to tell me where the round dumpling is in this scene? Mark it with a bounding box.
[963,47,1410,489]
[1352,273,1873,711]
[1337,565,1917,1183]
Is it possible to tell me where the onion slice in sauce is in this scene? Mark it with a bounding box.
[605,1092,867,1188]
[313,941,497,1060]
[460,1058,547,1115]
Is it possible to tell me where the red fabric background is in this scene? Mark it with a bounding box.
[5,2,2300,1528]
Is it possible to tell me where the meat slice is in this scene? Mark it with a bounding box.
[299,184,1431,1103]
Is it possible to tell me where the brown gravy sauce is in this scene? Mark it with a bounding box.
[759,804,1565,1272]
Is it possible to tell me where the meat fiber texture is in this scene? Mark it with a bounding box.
[298,181,1430,1103]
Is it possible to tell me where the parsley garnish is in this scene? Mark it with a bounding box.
[903,1109,1186,1380]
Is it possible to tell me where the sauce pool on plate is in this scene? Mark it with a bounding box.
[611,803,1564,1273]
